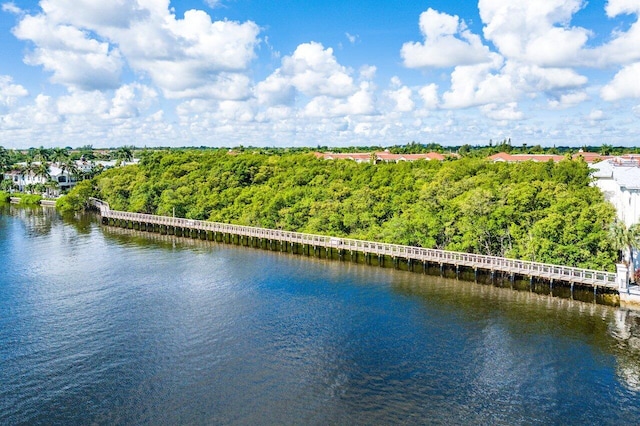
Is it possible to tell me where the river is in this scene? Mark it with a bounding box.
[2,204,640,425]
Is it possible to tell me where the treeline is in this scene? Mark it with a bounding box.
[61,150,618,270]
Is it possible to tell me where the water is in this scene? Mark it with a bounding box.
[2,205,640,425]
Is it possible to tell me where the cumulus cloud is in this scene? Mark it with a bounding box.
[548,91,588,109]
[256,42,357,106]
[0,75,28,109]
[479,0,589,67]
[386,77,414,112]
[13,14,123,90]
[419,84,439,109]
[109,83,158,119]
[11,0,260,98]
[441,54,517,109]
[255,42,375,118]
[401,8,491,68]
[480,102,523,121]
[281,42,355,97]
[601,63,640,101]
[587,109,605,121]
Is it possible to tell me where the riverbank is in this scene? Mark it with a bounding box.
[94,199,622,306]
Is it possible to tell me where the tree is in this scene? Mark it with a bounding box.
[610,221,640,266]
[0,146,10,173]
[52,147,69,166]
[34,146,51,163]
[33,162,51,184]
[116,146,134,163]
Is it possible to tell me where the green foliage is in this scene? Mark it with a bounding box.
[11,193,43,205]
[0,191,10,203]
[56,180,97,213]
[64,149,619,270]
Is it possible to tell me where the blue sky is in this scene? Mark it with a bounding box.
[1,0,640,149]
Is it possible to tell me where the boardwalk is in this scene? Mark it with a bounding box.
[90,198,618,290]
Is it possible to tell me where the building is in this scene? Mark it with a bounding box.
[316,151,449,163]
[591,156,640,228]
[488,151,608,163]
[3,163,77,194]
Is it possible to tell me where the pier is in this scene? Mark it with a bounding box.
[88,198,632,300]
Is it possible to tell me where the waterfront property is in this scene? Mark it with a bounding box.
[591,156,640,229]
[91,199,640,305]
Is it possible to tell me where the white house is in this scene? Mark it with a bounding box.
[3,163,77,193]
[591,157,640,228]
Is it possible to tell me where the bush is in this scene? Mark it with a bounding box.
[0,191,10,203]
[56,180,96,213]
[16,193,43,205]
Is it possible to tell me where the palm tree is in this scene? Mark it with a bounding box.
[34,146,52,163]
[33,162,50,183]
[59,159,78,185]
[116,146,134,164]
[610,220,640,267]
[51,147,69,167]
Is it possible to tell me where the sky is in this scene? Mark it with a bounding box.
[1,0,640,149]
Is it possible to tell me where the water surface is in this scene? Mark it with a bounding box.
[2,205,640,425]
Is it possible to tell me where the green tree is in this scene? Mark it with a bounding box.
[610,221,640,266]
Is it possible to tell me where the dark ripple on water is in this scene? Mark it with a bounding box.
[2,206,640,425]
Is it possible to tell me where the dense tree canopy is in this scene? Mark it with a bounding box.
[61,149,618,270]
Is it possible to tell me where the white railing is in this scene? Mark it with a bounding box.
[90,198,618,288]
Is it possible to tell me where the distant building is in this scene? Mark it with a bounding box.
[3,163,77,193]
[315,151,450,163]
[488,151,607,163]
[591,156,640,228]
[2,158,139,195]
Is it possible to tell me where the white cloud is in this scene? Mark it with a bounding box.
[282,42,355,97]
[13,14,123,90]
[256,42,358,108]
[587,109,605,121]
[401,8,491,68]
[480,102,524,121]
[57,90,109,115]
[205,0,222,9]
[2,2,21,14]
[346,32,358,44]
[601,63,640,101]
[441,54,518,108]
[303,82,376,118]
[548,91,588,109]
[419,84,439,109]
[386,81,414,112]
[0,75,28,110]
[255,42,375,118]
[479,0,589,66]
[606,0,640,16]
[12,1,260,98]
[109,83,158,119]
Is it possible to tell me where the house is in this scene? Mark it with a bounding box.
[488,151,608,163]
[3,163,78,193]
[591,156,640,228]
[316,151,449,163]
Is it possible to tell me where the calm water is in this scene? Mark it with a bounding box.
[2,205,640,425]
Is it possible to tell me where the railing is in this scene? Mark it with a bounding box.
[90,198,618,289]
